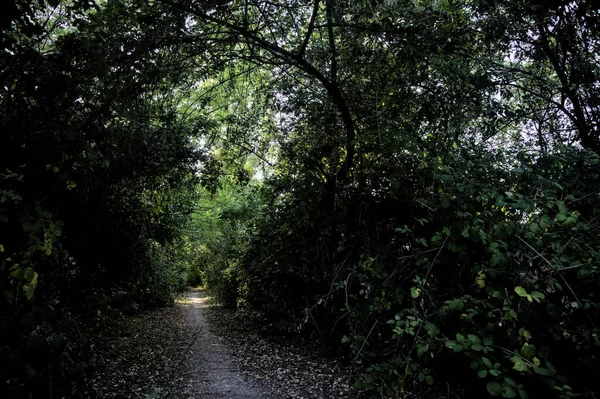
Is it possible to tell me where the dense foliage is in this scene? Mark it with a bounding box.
[181,0,600,398]
[1,1,202,396]
[2,0,599,398]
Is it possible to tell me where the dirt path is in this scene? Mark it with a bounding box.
[169,288,274,398]
[89,288,357,398]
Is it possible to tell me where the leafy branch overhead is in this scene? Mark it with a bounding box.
[160,0,357,186]
[1,0,600,398]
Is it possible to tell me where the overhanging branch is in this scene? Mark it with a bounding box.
[159,0,356,183]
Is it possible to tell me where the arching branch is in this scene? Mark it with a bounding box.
[159,0,356,184]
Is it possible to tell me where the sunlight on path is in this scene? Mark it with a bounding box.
[175,292,211,307]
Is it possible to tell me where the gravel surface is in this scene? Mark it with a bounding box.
[169,288,274,398]
[89,288,359,398]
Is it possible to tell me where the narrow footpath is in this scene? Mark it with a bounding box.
[89,288,357,399]
[169,288,273,398]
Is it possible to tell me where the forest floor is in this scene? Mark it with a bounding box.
[88,288,358,398]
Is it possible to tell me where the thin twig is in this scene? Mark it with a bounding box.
[305,297,323,336]
[559,262,600,271]
[425,236,448,280]
[355,320,378,362]
[516,235,582,308]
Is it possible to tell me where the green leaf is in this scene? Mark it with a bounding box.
[23,284,35,301]
[478,369,488,378]
[11,267,24,279]
[521,343,536,359]
[445,341,464,352]
[510,356,529,372]
[503,385,517,398]
[563,216,577,226]
[504,377,517,387]
[518,328,532,340]
[482,357,493,368]
[514,286,528,297]
[529,223,539,233]
[23,268,38,286]
[446,298,464,311]
[534,367,553,376]
[425,323,437,337]
[417,344,428,357]
[468,334,481,344]
[487,381,503,396]
[530,291,545,303]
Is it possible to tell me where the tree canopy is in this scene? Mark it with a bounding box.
[1,0,599,397]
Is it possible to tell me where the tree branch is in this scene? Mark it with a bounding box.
[298,0,319,58]
[325,0,337,83]
[160,0,356,184]
[535,14,597,151]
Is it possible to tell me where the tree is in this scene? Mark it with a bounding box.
[175,0,600,397]
[1,1,203,395]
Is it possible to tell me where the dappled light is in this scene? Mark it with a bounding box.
[175,289,212,308]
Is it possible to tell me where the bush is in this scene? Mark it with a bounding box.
[235,147,600,398]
